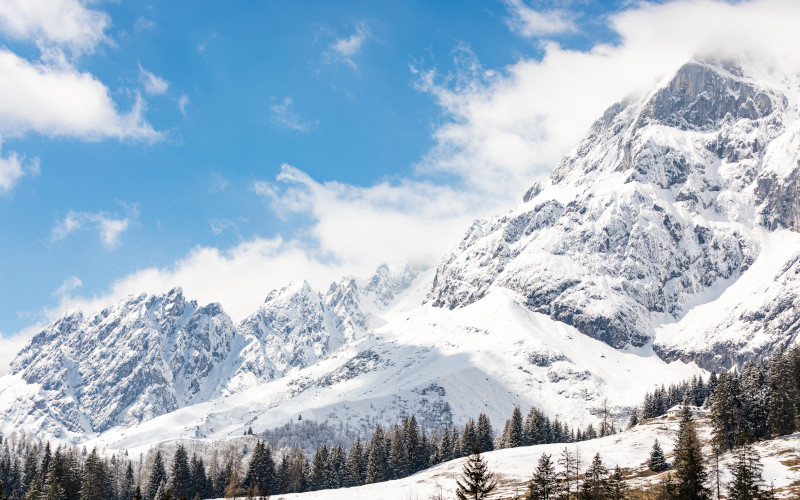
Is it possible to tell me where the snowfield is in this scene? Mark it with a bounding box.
[247,418,800,500]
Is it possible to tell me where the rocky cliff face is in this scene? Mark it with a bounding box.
[428,60,800,363]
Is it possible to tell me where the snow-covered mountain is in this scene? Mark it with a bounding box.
[3,58,800,448]
[429,59,800,368]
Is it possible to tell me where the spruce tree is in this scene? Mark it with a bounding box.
[189,453,208,499]
[455,446,497,500]
[80,448,109,500]
[171,445,191,499]
[120,462,136,500]
[440,428,452,462]
[580,453,608,500]
[607,465,627,500]
[460,419,477,457]
[502,407,524,448]
[365,425,386,484]
[244,441,275,494]
[388,426,409,479]
[346,438,364,487]
[711,372,743,452]
[476,414,494,452]
[309,444,329,490]
[766,348,798,437]
[627,409,639,429]
[525,453,559,500]
[648,439,667,472]
[726,442,764,500]
[673,400,710,500]
[147,451,167,500]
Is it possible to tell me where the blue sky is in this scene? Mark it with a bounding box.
[1,0,797,363]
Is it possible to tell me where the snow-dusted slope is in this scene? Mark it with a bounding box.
[248,418,800,500]
[428,59,800,367]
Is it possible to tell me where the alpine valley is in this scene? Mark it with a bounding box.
[3,56,800,457]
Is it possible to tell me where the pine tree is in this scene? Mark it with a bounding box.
[627,409,639,429]
[648,439,667,472]
[346,438,364,487]
[120,462,136,500]
[366,426,387,484]
[171,445,191,499]
[309,444,329,490]
[580,453,608,500]
[460,419,477,457]
[476,414,494,452]
[726,442,764,500]
[607,465,627,500]
[189,453,208,499]
[673,400,710,500]
[388,425,409,479]
[501,407,524,449]
[327,445,347,489]
[147,451,167,500]
[710,372,743,452]
[440,427,452,462]
[20,446,37,494]
[740,361,770,441]
[525,453,559,500]
[455,446,497,500]
[766,348,798,437]
[80,448,109,500]
[244,441,275,494]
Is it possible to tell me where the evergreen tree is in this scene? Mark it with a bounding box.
[501,407,524,449]
[120,462,136,500]
[710,372,743,452]
[476,414,494,452]
[627,409,639,429]
[133,486,143,500]
[20,446,37,494]
[766,348,797,437]
[244,441,275,494]
[147,451,167,500]
[170,445,191,499]
[327,445,347,489]
[388,426,409,479]
[580,453,608,500]
[740,361,769,441]
[455,446,497,500]
[607,465,628,500]
[404,416,421,473]
[460,419,477,457]
[648,439,667,472]
[673,401,710,500]
[365,426,387,484]
[346,438,364,487]
[309,444,329,491]
[525,453,559,500]
[440,428,452,462]
[654,473,677,500]
[80,448,109,500]
[726,442,764,500]
[189,453,208,499]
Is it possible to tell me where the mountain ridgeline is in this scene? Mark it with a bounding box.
[3,58,800,446]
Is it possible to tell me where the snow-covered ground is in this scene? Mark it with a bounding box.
[246,418,800,500]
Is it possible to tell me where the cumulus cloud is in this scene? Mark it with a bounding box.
[139,64,169,96]
[0,0,109,55]
[503,0,576,38]
[0,49,161,141]
[51,204,138,250]
[0,144,39,194]
[37,0,800,338]
[270,97,318,132]
[324,22,370,69]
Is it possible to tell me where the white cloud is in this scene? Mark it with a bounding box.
[270,97,318,132]
[0,0,109,55]
[134,16,155,35]
[198,31,216,53]
[503,0,576,38]
[54,276,82,297]
[34,0,800,339]
[209,218,237,236]
[0,49,161,141]
[139,64,169,96]
[51,206,137,250]
[0,144,39,194]
[324,22,370,69]
[178,94,190,116]
[0,323,43,375]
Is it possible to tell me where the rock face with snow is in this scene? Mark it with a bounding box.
[428,60,800,365]
[7,288,238,436]
[0,265,419,439]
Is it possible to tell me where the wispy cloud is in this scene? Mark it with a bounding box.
[324,22,370,70]
[133,16,155,35]
[53,276,82,297]
[0,144,39,194]
[209,218,237,236]
[50,203,139,250]
[139,63,169,96]
[503,0,576,38]
[271,97,318,132]
[198,31,216,53]
[178,94,190,116]
[209,172,228,193]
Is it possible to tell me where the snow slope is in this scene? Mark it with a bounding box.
[217,418,800,500]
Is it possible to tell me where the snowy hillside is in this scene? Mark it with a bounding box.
[220,418,800,499]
